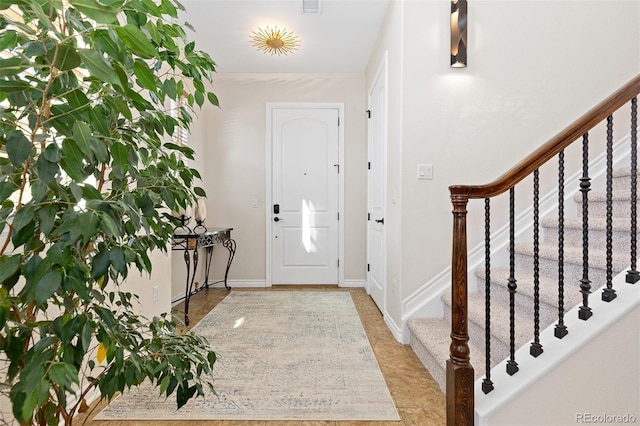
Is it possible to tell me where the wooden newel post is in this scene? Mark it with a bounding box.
[447,191,475,425]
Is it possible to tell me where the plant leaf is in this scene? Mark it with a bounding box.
[36,156,59,185]
[133,60,157,91]
[96,342,107,363]
[115,24,157,59]
[48,363,79,389]
[45,43,81,71]
[60,139,85,182]
[207,92,219,107]
[12,204,35,234]
[0,30,17,51]
[78,49,119,85]
[69,0,118,24]
[34,270,62,305]
[38,204,57,236]
[109,247,126,274]
[111,142,128,167]
[0,58,29,77]
[72,121,94,160]
[0,181,16,202]
[0,80,30,92]
[5,130,31,165]
[91,250,109,279]
[0,255,21,287]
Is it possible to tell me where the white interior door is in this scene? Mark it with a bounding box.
[271,107,340,284]
[367,57,387,310]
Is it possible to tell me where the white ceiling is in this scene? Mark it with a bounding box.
[179,0,391,73]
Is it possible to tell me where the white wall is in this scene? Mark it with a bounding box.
[365,0,640,329]
[122,248,172,318]
[173,73,367,294]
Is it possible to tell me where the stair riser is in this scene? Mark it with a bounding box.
[574,200,635,218]
[612,174,640,192]
[515,252,625,286]
[443,305,512,369]
[541,226,636,255]
[408,334,446,392]
[477,278,559,327]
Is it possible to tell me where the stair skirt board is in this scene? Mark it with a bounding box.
[474,275,639,425]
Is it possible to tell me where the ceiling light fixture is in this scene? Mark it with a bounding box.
[250,26,300,56]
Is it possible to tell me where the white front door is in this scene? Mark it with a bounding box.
[367,56,387,310]
[271,107,340,284]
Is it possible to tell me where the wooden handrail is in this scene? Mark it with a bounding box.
[450,74,640,200]
[446,74,640,426]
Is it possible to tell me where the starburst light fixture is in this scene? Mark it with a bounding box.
[250,26,300,56]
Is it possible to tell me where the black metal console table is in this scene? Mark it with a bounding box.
[171,227,235,325]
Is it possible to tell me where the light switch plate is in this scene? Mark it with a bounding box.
[417,164,433,180]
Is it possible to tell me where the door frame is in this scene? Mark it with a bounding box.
[265,102,345,287]
[367,52,388,308]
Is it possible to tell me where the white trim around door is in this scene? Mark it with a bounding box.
[266,103,345,287]
[367,52,388,312]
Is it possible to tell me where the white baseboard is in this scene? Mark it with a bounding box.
[384,310,403,342]
[341,279,366,288]
[207,279,268,288]
[171,280,268,305]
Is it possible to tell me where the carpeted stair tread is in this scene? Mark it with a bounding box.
[612,166,640,178]
[514,242,630,273]
[407,317,487,392]
[541,216,638,232]
[442,292,533,353]
[575,189,634,202]
[474,266,584,313]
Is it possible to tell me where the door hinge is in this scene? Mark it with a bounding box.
[337,259,340,267]
[366,110,371,118]
[368,162,371,170]
[367,212,370,221]
[367,263,370,272]
[337,212,339,220]
[337,117,340,126]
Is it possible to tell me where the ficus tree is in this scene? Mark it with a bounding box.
[0,0,219,424]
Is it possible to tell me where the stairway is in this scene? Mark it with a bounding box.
[407,165,639,392]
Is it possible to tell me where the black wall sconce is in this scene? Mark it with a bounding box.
[451,0,467,68]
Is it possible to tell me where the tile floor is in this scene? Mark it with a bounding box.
[77,286,446,426]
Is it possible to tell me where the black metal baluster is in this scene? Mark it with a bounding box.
[555,150,569,338]
[530,170,543,356]
[506,187,519,375]
[603,115,617,302]
[628,97,639,284]
[482,198,494,394]
[579,133,593,320]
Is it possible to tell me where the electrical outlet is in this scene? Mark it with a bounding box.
[392,279,397,294]
[251,198,258,208]
[153,286,159,303]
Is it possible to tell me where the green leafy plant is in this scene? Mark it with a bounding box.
[0,0,220,424]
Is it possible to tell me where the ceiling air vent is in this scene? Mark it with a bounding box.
[302,0,321,14]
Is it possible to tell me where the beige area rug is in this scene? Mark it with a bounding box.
[96,291,400,421]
